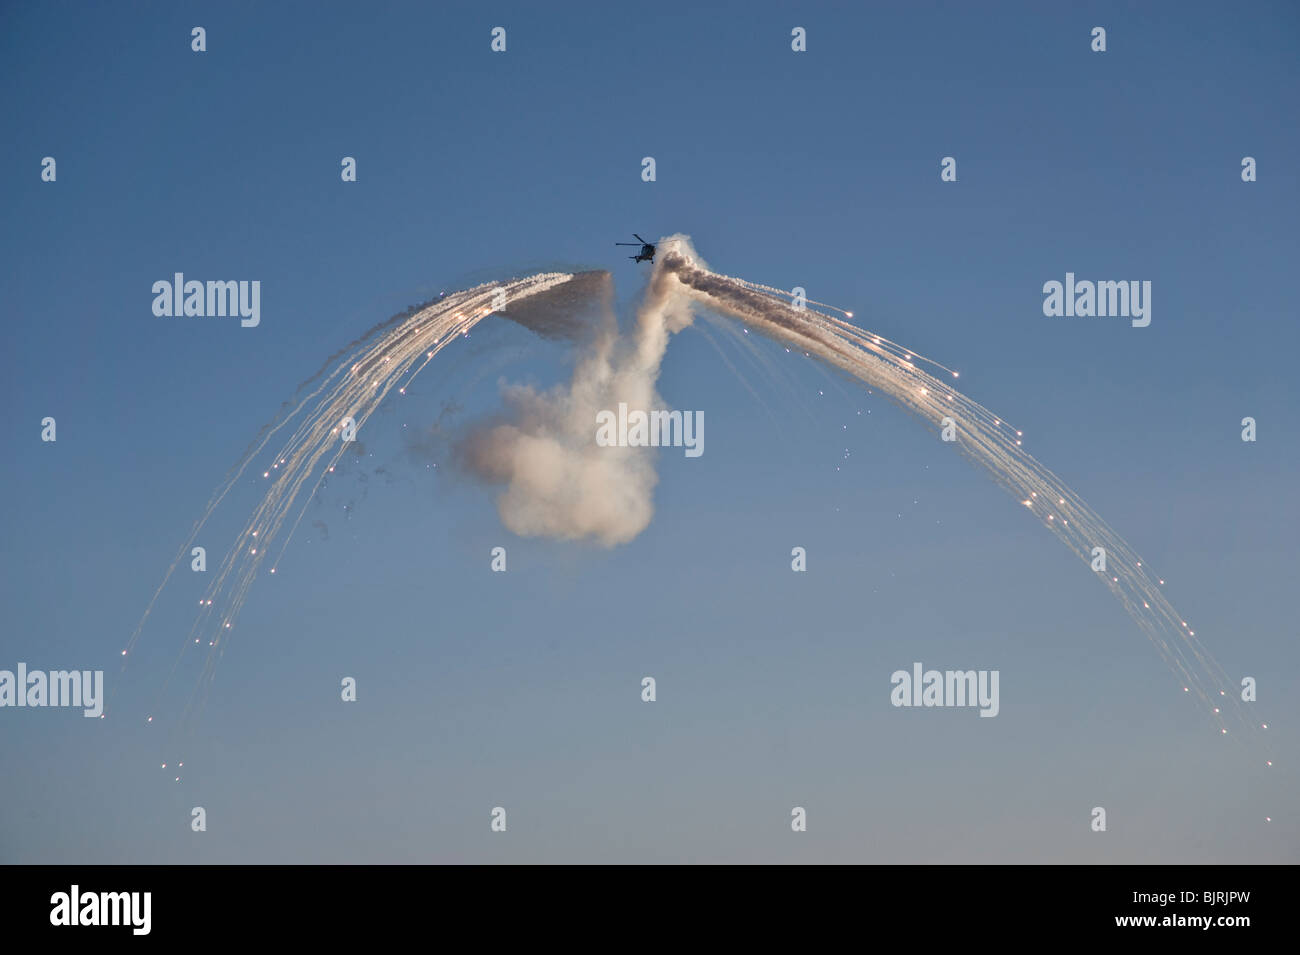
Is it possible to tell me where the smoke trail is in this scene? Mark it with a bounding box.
[125,271,581,736]
[653,241,1266,752]
[498,269,615,342]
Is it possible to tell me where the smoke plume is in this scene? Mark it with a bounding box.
[458,236,700,546]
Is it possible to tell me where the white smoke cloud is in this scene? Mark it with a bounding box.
[459,235,702,546]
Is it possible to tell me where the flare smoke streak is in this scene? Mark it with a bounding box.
[655,241,1249,740]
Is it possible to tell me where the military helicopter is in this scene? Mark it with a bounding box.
[615,234,656,263]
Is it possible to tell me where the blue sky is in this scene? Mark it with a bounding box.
[2,1,1297,862]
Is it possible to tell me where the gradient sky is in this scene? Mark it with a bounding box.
[2,1,1297,863]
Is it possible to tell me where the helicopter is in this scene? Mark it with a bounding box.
[615,234,656,263]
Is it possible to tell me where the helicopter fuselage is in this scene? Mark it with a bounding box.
[616,234,656,263]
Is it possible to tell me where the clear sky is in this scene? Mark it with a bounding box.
[2,1,1297,863]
